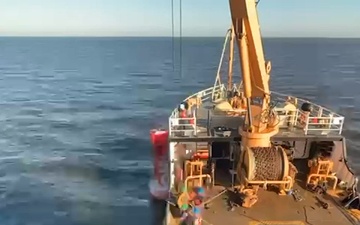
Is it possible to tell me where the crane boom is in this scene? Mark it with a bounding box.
[229,0,271,99]
[228,0,278,147]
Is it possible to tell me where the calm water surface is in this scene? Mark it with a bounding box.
[0,37,359,225]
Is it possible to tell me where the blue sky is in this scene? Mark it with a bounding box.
[0,0,359,37]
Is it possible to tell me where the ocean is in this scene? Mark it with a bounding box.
[0,37,359,225]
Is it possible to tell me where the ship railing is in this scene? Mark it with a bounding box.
[168,116,197,137]
[303,114,344,135]
[222,89,345,134]
[275,109,298,128]
[207,105,344,136]
[224,87,336,116]
[169,85,225,137]
[272,91,343,118]
[272,92,345,135]
[278,109,344,135]
[169,84,225,119]
[169,86,345,137]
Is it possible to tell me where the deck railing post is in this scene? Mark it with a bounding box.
[294,109,299,126]
[339,117,344,135]
[193,109,197,136]
[305,114,309,135]
[169,118,172,137]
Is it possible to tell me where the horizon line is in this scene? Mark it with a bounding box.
[0,35,359,39]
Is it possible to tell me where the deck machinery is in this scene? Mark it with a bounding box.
[149,1,360,225]
[229,0,293,195]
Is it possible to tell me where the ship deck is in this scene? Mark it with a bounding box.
[167,159,359,225]
[199,185,354,225]
[163,86,359,225]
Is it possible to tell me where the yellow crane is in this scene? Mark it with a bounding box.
[229,0,278,147]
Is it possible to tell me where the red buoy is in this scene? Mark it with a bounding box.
[149,129,169,200]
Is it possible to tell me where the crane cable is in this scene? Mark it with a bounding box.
[171,1,258,76]
[171,0,175,71]
[170,0,183,78]
[179,0,183,78]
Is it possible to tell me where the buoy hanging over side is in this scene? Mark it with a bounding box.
[149,129,170,200]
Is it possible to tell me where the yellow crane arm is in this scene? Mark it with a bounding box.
[229,0,279,144]
[229,0,271,99]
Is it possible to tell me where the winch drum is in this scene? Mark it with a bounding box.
[239,146,289,182]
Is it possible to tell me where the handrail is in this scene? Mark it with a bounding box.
[168,86,345,137]
[272,91,343,118]
[169,85,224,137]
[170,84,225,118]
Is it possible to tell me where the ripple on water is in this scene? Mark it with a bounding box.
[0,37,359,225]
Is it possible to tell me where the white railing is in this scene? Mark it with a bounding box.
[169,116,197,137]
[304,114,344,135]
[169,85,225,137]
[276,110,298,128]
[278,109,344,135]
[170,85,225,118]
[272,92,345,135]
[272,91,343,119]
[168,86,345,137]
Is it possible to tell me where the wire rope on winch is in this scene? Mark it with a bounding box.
[239,146,285,181]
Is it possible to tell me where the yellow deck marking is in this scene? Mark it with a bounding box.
[249,221,305,225]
